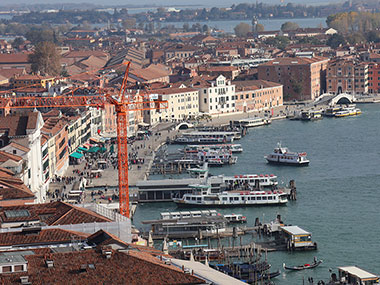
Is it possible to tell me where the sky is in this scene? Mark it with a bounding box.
[1,0,343,7]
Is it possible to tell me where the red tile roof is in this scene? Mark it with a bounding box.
[0,249,204,284]
[0,112,39,137]
[0,201,111,226]
[0,228,89,247]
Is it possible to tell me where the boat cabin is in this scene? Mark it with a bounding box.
[281,226,317,250]
[338,266,379,285]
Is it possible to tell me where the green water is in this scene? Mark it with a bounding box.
[133,104,380,284]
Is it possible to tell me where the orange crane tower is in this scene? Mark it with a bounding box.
[0,62,167,218]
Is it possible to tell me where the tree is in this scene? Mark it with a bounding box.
[12,37,24,48]
[122,18,136,30]
[234,22,252,37]
[25,29,55,45]
[183,23,190,32]
[28,42,61,76]
[255,23,265,32]
[281,21,300,32]
[326,34,346,48]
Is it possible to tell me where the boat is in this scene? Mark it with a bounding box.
[283,258,323,271]
[265,142,309,166]
[173,185,288,207]
[233,117,271,128]
[223,174,278,189]
[335,106,361,118]
[324,106,342,117]
[183,144,243,153]
[184,148,238,166]
[301,110,323,121]
[174,131,236,144]
[224,214,247,223]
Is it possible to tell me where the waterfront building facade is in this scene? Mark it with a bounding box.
[234,80,283,112]
[327,59,369,95]
[258,57,329,101]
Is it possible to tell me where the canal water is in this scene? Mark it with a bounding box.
[133,103,380,284]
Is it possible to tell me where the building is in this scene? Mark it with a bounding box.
[165,45,197,61]
[145,86,199,125]
[11,75,56,89]
[198,75,236,115]
[234,80,283,112]
[258,57,329,101]
[368,63,380,94]
[326,59,369,95]
[0,112,46,203]
[0,53,30,70]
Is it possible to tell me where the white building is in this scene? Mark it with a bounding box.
[198,75,236,115]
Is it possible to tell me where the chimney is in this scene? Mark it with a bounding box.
[20,276,30,284]
[101,247,112,259]
[45,260,54,268]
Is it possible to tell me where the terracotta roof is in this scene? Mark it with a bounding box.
[0,112,39,137]
[0,68,25,80]
[0,228,89,247]
[0,249,204,285]
[0,151,22,163]
[0,201,111,225]
[0,53,29,64]
[234,79,282,91]
[150,87,196,95]
[63,50,108,59]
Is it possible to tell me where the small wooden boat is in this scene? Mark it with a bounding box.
[283,259,322,271]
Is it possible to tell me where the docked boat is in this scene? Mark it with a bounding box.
[184,144,243,154]
[233,117,271,128]
[265,143,309,166]
[301,110,323,121]
[283,258,322,271]
[335,106,361,117]
[174,131,236,144]
[173,185,288,207]
[224,214,247,223]
[223,174,278,189]
[184,148,238,166]
[324,106,342,117]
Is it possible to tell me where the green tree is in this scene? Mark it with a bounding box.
[234,22,252,37]
[25,29,56,45]
[281,21,300,32]
[28,42,61,76]
[326,34,346,48]
[12,37,24,48]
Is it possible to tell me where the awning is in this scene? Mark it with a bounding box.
[69,152,83,159]
[78,147,88,152]
[88,146,100,153]
[100,147,107,153]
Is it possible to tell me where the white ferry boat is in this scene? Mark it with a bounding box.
[223,174,278,188]
[265,143,309,166]
[335,106,361,118]
[173,185,288,207]
[174,131,235,144]
[224,214,247,223]
[233,117,271,128]
[184,144,243,153]
[184,148,237,166]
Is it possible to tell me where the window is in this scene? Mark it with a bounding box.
[204,98,207,104]
[2,266,11,273]
[14,265,24,272]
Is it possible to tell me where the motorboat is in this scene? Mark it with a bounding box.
[265,142,309,166]
[224,214,247,223]
[335,106,361,117]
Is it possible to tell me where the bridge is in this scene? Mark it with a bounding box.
[315,93,356,105]
[176,122,194,130]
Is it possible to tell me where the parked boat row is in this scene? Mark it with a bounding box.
[335,106,362,117]
[289,104,362,120]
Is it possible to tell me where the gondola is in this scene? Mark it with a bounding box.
[283,259,322,271]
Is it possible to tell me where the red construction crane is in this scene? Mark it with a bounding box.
[0,62,168,218]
